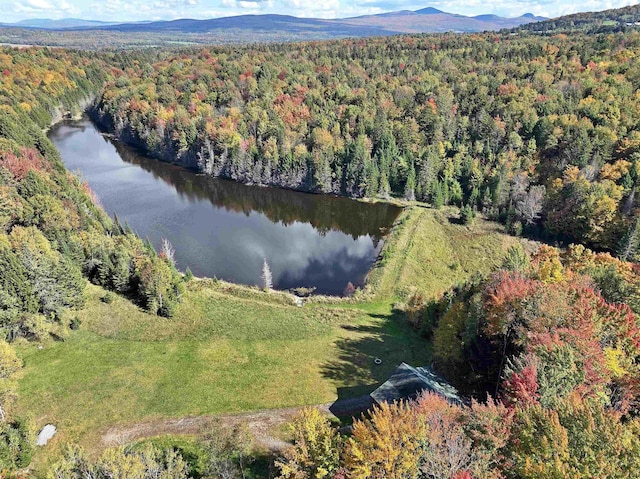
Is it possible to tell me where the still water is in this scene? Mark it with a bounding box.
[49,118,401,295]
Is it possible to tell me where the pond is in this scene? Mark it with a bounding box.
[49,118,402,295]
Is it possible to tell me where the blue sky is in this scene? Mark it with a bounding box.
[3,0,638,23]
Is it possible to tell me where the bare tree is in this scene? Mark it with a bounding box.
[510,172,529,201]
[419,410,477,479]
[262,258,273,291]
[343,282,356,298]
[515,185,546,225]
[161,238,176,267]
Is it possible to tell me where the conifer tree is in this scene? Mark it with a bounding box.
[432,181,445,209]
[404,163,416,201]
[617,217,640,262]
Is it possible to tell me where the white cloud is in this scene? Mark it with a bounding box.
[5,0,640,23]
[238,1,260,8]
[12,0,78,18]
[25,0,54,8]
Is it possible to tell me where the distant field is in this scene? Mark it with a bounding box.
[14,206,518,466]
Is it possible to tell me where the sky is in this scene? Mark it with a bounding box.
[2,0,638,23]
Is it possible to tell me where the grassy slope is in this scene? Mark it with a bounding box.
[367,206,519,301]
[14,206,518,461]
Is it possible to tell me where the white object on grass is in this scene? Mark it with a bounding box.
[36,424,57,446]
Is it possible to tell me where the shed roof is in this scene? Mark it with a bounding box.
[370,362,463,405]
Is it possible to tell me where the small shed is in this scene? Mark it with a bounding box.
[370,362,463,406]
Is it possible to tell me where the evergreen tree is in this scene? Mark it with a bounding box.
[365,158,380,198]
[617,217,640,262]
[378,171,391,200]
[404,163,416,201]
[432,181,445,209]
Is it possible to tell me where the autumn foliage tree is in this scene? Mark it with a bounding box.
[276,407,342,479]
[90,30,640,252]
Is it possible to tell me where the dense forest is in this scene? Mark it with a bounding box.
[270,243,640,479]
[0,47,184,472]
[3,6,640,477]
[93,29,640,253]
[519,4,640,33]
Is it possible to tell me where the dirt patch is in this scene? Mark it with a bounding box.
[101,404,334,452]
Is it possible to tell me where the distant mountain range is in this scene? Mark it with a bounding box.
[1,8,546,36]
[518,3,640,33]
[8,18,120,29]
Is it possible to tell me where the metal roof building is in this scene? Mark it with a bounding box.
[370,362,464,406]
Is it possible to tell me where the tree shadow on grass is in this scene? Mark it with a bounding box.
[322,311,431,418]
[447,214,466,225]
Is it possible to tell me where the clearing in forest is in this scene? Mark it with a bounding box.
[14,206,518,463]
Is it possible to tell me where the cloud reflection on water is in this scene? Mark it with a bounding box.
[49,118,401,295]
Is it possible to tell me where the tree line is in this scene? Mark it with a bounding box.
[39,243,640,478]
[0,46,185,473]
[92,30,640,254]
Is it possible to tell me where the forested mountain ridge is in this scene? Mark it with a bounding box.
[94,30,640,253]
[519,3,640,33]
[83,9,543,35]
[0,8,546,49]
[0,8,544,36]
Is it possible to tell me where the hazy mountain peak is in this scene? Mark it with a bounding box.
[414,7,445,15]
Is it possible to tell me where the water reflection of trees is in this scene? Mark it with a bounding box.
[111,139,402,241]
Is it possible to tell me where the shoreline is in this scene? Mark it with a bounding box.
[49,113,412,300]
[87,106,416,208]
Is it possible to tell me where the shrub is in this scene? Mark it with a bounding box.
[69,316,81,330]
[461,205,475,225]
[0,417,35,472]
[101,292,115,304]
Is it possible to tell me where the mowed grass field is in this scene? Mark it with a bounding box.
[367,206,520,301]
[13,206,519,461]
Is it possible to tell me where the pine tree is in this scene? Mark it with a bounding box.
[184,267,194,282]
[432,180,444,209]
[144,238,156,255]
[460,204,475,225]
[378,171,391,200]
[617,217,640,262]
[404,163,416,201]
[112,213,124,236]
[365,158,380,198]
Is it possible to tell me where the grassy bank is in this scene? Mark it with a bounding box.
[14,206,518,465]
[366,206,520,302]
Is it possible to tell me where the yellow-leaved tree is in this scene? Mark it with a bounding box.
[345,401,426,479]
[276,407,342,479]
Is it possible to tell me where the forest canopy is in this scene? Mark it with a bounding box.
[3,11,640,476]
[92,30,640,253]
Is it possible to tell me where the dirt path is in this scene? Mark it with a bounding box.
[101,403,334,452]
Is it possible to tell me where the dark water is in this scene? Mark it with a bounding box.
[49,118,402,295]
